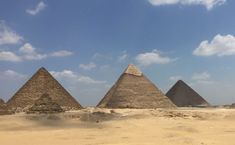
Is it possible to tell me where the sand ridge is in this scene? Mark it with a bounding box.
[0,108,235,145]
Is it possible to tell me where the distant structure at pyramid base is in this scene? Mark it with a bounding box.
[27,94,64,114]
[7,67,83,112]
[229,103,235,108]
[97,64,176,109]
[166,80,210,107]
[0,99,12,115]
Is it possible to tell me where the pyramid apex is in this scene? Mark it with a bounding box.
[38,67,47,71]
[36,67,50,74]
[177,80,185,83]
[176,80,189,86]
[124,64,142,76]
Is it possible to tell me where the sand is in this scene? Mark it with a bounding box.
[0,108,235,145]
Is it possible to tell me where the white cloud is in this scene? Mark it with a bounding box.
[0,51,22,62]
[0,21,23,45]
[50,50,73,57]
[79,62,96,70]
[193,34,235,57]
[19,43,47,60]
[50,70,77,79]
[19,43,36,54]
[192,72,213,84]
[169,75,182,81]
[135,49,175,66]
[92,53,113,60]
[77,76,105,84]
[50,69,109,106]
[148,0,226,10]
[0,43,73,62]
[0,70,26,80]
[3,70,26,79]
[26,1,47,15]
[118,52,128,62]
[50,70,105,84]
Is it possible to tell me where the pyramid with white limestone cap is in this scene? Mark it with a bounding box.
[124,64,142,76]
[97,64,176,108]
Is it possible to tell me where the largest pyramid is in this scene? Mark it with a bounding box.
[97,64,176,108]
[166,80,210,107]
[7,67,82,111]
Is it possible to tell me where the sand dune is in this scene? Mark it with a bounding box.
[1,108,235,145]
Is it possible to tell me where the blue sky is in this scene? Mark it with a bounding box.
[0,0,235,106]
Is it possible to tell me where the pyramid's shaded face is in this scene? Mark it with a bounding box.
[166,80,210,107]
[7,67,82,111]
[0,99,5,105]
[0,98,11,115]
[97,65,176,109]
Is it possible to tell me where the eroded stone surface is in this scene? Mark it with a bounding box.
[27,93,64,114]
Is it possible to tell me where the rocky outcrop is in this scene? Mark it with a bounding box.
[27,93,64,114]
[0,99,12,115]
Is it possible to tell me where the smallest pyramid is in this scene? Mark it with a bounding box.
[230,103,235,108]
[0,99,10,115]
[166,80,210,107]
[27,94,64,114]
[0,99,5,105]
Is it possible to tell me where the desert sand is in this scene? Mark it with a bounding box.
[1,108,235,145]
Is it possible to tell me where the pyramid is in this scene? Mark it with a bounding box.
[7,67,82,111]
[97,64,176,108]
[0,98,11,115]
[27,93,64,114]
[166,80,210,107]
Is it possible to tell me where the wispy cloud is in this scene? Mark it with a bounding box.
[92,53,113,61]
[50,50,73,57]
[0,20,73,62]
[50,70,106,84]
[191,72,213,84]
[79,62,96,70]
[193,34,235,57]
[169,75,182,81]
[50,69,109,106]
[0,51,22,62]
[0,70,26,80]
[0,43,73,62]
[19,43,47,60]
[117,51,128,62]
[135,49,176,66]
[26,1,47,15]
[148,0,226,10]
[0,21,23,45]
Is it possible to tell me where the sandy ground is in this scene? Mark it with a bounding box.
[1,108,235,145]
